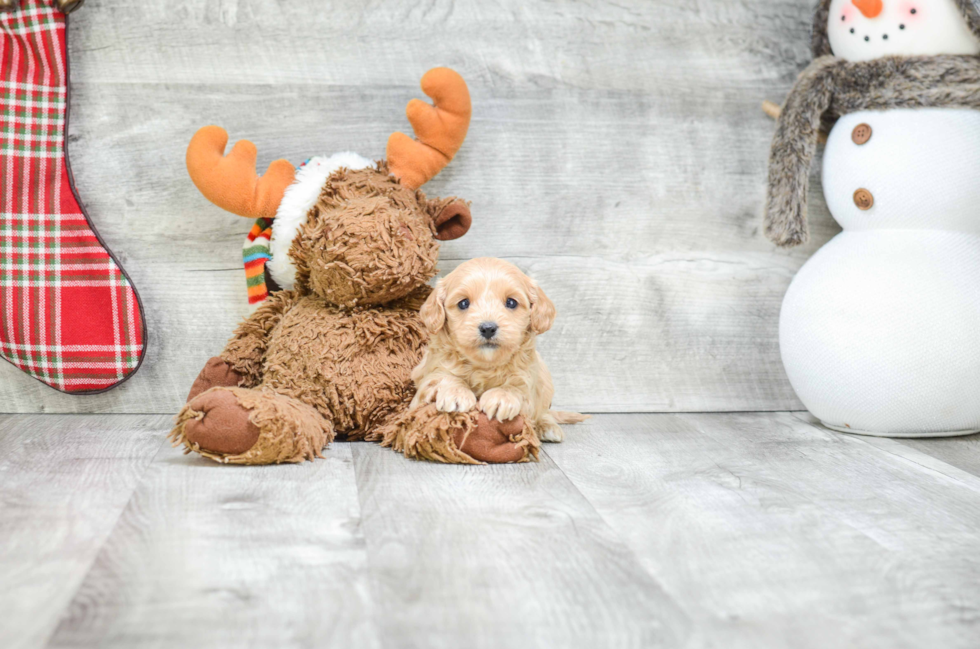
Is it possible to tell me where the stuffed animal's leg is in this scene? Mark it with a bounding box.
[170,387,334,465]
[374,404,540,464]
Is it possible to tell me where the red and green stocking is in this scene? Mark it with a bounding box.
[0,1,145,393]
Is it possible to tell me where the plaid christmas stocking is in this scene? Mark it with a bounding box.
[0,1,145,393]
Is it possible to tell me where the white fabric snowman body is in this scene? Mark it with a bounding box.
[778,0,980,436]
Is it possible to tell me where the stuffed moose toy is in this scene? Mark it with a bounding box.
[170,68,540,465]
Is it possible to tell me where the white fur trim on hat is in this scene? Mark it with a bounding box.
[267,152,374,290]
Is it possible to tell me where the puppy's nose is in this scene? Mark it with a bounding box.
[479,322,498,339]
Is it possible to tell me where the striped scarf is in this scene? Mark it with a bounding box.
[241,159,310,305]
[242,217,274,305]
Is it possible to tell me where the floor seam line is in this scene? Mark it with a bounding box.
[347,442,393,649]
[539,445,693,621]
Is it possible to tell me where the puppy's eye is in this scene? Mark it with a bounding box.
[505,298,518,309]
[457,298,470,310]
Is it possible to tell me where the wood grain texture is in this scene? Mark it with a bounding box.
[6,413,980,648]
[46,441,376,649]
[350,441,691,649]
[0,0,833,413]
[0,414,164,649]
[547,412,980,649]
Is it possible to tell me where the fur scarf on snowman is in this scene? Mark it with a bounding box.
[765,0,980,247]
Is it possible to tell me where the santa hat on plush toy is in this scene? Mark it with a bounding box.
[186,67,471,304]
[764,0,980,247]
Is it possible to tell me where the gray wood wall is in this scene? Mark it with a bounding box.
[0,0,839,414]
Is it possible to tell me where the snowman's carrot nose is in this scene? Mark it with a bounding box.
[852,0,883,18]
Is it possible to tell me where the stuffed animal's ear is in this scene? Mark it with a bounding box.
[424,197,471,241]
[528,279,555,334]
[420,279,448,333]
[433,201,471,241]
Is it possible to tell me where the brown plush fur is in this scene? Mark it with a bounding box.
[375,405,539,464]
[765,54,980,247]
[171,386,333,464]
[226,287,431,440]
[171,166,470,463]
[290,164,442,308]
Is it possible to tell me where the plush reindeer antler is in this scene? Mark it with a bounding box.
[186,126,295,219]
[387,68,471,190]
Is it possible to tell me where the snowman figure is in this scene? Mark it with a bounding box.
[765,0,980,436]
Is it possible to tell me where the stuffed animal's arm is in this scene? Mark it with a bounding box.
[220,290,297,387]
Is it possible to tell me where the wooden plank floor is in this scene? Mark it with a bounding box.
[3,413,980,648]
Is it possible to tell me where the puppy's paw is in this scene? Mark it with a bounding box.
[412,382,437,408]
[434,383,478,413]
[478,388,523,422]
[538,421,565,443]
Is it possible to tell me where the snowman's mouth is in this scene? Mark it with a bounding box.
[848,23,906,43]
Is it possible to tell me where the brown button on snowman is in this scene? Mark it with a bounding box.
[765,0,980,437]
[852,188,874,210]
[850,123,872,144]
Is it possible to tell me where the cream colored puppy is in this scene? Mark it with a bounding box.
[411,257,585,442]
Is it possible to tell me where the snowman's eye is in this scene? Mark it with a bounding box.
[910,8,917,14]
[841,14,846,21]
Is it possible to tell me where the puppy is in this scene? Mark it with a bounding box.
[411,257,586,442]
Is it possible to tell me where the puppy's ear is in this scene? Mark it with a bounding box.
[528,279,555,334]
[420,279,448,333]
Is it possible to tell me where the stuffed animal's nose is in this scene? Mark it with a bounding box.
[479,322,498,339]
[852,0,883,18]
